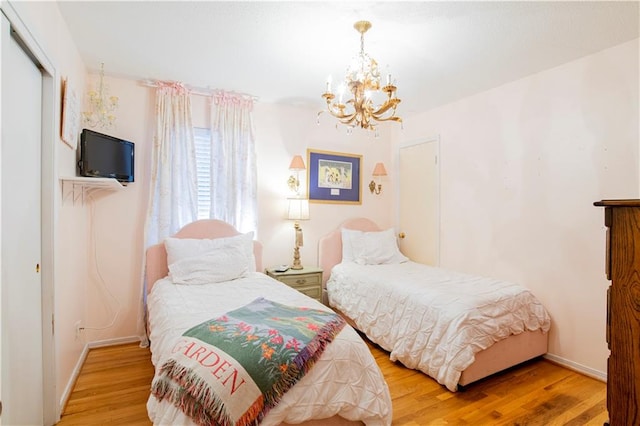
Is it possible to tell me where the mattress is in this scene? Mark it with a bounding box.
[327,262,551,391]
[146,272,392,425]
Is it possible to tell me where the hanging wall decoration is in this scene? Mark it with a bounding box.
[61,78,80,149]
[307,149,362,204]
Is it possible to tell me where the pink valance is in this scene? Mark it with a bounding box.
[155,81,191,95]
[212,90,254,110]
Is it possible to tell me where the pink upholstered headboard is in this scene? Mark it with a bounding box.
[318,218,381,292]
[145,219,263,294]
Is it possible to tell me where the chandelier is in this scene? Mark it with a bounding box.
[319,21,402,134]
[83,62,118,129]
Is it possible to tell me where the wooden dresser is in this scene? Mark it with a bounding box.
[594,199,640,425]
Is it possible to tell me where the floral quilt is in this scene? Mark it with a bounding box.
[150,297,346,426]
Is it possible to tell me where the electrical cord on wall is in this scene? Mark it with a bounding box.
[80,194,122,332]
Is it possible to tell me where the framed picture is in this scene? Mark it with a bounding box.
[307,149,362,204]
[61,78,80,149]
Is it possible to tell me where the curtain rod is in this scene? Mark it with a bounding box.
[140,79,259,100]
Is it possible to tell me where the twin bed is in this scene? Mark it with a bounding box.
[144,217,550,425]
[144,219,392,426]
[319,218,551,391]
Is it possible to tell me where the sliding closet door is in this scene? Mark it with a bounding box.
[398,138,440,266]
[1,12,44,424]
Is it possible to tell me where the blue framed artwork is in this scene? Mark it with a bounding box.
[307,149,362,204]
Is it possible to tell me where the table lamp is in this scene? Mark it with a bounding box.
[286,198,310,269]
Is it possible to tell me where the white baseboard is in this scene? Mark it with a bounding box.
[543,353,607,382]
[59,343,89,413]
[87,335,142,349]
[58,336,144,414]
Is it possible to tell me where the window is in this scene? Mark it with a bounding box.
[192,120,257,234]
[194,127,211,219]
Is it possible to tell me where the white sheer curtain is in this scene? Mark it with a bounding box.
[209,91,257,234]
[138,82,198,345]
[145,82,198,246]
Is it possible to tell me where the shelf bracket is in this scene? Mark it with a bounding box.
[60,176,125,206]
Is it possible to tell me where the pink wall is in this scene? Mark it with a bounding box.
[395,39,639,378]
[75,82,396,349]
[79,78,153,345]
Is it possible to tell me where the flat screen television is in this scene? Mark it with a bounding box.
[78,129,134,183]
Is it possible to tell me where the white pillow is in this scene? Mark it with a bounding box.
[168,246,249,285]
[341,228,364,263]
[164,231,256,273]
[352,228,408,265]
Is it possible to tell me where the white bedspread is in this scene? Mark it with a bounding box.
[327,262,551,391]
[147,272,392,425]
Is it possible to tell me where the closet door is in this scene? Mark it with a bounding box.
[397,138,440,265]
[1,13,44,424]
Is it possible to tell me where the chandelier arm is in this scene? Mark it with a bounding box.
[324,103,357,122]
[371,98,401,116]
[336,111,359,126]
[370,114,403,123]
[324,97,359,119]
[318,108,360,127]
[371,103,400,118]
[332,108,359,126]
[337,114,359,126]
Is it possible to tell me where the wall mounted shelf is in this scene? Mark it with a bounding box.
[60,176,125,205]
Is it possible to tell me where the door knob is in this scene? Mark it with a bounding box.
[398,232,406,239]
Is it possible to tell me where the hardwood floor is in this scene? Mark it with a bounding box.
[57,344,154,425]
[57,341,607,425]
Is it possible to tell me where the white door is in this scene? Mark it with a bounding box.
[397,138,440,265]
[1,13,44,424]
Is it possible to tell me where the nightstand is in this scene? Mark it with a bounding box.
[265,266,323,302]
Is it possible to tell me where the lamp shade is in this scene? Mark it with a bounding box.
[289,155,306,171]
[287,198,310,220]
[372,162,388,177]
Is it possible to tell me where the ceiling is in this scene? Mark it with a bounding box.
[57,1,639,115]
